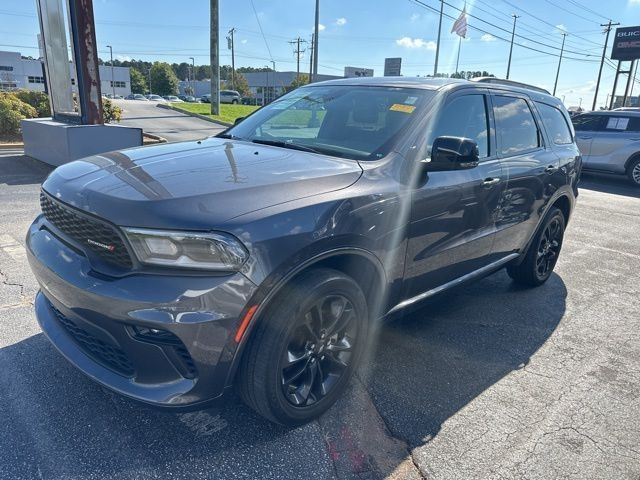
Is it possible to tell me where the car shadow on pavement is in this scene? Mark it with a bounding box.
[359,270,567,469]
[0,154,53,186]
[579,173,640,198]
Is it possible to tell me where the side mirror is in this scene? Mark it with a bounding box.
[234,116,245,126]
[425,136,480,171]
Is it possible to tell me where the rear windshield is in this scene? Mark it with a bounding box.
[225,85,434,160]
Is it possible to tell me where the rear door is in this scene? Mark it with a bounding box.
[403,89,505,298]
[490,93,557,256]
[587,115,640,173]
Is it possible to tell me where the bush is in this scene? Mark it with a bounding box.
[10,89,51,117]
[0,94,37,136]
[102,98,122,123]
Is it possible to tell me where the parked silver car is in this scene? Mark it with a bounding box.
[572,111,640,186]
[220,90,241,104]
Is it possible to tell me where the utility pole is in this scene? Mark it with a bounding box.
[506,14,519,79]
[210,0,219,115]
[189,56,195,97]
[227,27,236,91]
[553,33,567,96]
[289,37,307,80]
[313,0,319,81]
[309,34,314,81]
[433,0,443,77]
[106,44,115,98]
[592,20,619,111]
[148,67,151,94]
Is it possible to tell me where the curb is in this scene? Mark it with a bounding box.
[0,143,24,150]
[157,103,232,127]
[143,133,167,144]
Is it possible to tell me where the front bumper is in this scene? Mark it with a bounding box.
[27,216,258,408]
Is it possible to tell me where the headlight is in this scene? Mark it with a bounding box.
[123,228,248,271]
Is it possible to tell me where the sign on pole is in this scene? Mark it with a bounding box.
[611,26,640,61]
[384,58,402,77]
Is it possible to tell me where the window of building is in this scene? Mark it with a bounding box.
[432,94,489,158]
[110,80,126,88]
[535,102,573,145]
[28,76,45,84]
[0,66,13,71]
[493,96,540,155]
[0,82,17,90]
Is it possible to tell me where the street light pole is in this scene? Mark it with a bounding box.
[433,0,443,77]
[313,0,319,81]
[506,14,519,79]
[106,44,114,98]
[553,33,567,96]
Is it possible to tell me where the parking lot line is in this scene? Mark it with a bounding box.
[0,234,27,262]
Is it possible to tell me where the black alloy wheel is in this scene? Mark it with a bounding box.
[237,268,368,426]
[280,294,357,407]
[535,216,563,279]
[507,207,565,286]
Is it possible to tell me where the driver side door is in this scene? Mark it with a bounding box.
[402,90,505,299]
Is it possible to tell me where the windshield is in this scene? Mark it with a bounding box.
[223,85,434,160]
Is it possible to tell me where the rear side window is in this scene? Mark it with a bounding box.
[493,96,539,155]
[572,114,602,131]
[536,102,573,145]
[432,94,489,158]
[628,117,640,132]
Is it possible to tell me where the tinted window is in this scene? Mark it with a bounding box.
[572,114,602,131]
[432,95,489,158]
[228,86,434,160]
[536,102,573,145]
[602,116,640,132]
[493,96,539,155]
[628,117,640,132]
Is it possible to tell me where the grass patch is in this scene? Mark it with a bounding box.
[171,103,259,124]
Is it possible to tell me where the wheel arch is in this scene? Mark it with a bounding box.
[224,247,387,387]
[624,151,640,173]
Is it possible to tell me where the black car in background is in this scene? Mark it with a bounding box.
[27,77,580,426]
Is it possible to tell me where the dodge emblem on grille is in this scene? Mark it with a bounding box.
[87,239,116,252]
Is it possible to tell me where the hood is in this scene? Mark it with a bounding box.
[42,137,362,229]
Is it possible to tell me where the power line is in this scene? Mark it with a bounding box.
[248,0,274,66]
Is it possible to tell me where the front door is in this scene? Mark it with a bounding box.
[403,91,504,299]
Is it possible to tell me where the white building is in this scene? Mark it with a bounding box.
[0,50,131,96]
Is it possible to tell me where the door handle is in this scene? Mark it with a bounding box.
[544,165,558,174]
[577,136,593,140]
[482,177,501,187]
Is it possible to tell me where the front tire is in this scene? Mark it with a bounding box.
[627,156,640,186]
[237,269,368,426]
[507,207,565,287]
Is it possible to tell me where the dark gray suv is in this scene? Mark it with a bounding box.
[26,77,580,425]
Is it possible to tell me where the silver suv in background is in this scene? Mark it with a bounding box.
[572,111,640,186]
[201,91,242,104]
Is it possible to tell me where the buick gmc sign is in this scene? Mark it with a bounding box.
[611,26,640,61]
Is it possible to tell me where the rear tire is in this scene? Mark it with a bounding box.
[507,207,565,287]
[627,156,640,187]
[237,268,368,426]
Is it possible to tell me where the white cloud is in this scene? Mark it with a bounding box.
[396,37,437,50]
[318,23,326,31]
[241,39,248,44]
[629,0,640,5]
[555,24,568,33]
[410,13,420,22]
[481,33,496,42]
[116,54,131,62]
[335,17,347,26]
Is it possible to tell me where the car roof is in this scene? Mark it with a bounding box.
[578,110,640,117]
[310,76,561,106]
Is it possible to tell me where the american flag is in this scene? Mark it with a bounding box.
[451,7,468,38]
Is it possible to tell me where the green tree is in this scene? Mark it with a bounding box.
[231,72,251,97]
[150,62,179,96]
[283,74,309,93]
[129,67,147,94]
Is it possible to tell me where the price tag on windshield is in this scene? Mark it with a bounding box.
[390,103,416,113]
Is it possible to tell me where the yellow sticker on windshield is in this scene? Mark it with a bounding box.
[390,103,416,113]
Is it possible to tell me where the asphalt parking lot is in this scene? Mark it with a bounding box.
[1,150,639,480]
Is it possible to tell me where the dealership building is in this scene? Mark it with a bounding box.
[0,50,131,96]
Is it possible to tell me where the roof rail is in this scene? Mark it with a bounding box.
[470,77,551,95]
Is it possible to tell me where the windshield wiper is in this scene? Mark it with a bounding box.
[217,133,245,140]
[251,138,321,154]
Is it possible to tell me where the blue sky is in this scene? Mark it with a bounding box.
[1,0,639,108]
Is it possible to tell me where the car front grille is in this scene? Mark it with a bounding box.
[51,306,135,378]
[39,192,133,269]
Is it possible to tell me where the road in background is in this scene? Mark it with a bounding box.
[1,151,639,480]
[115,99,225,143]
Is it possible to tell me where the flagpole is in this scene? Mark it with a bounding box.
[433,0,443,77]
[455,36,461,74]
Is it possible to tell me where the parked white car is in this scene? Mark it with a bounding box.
[572,111,640,186]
